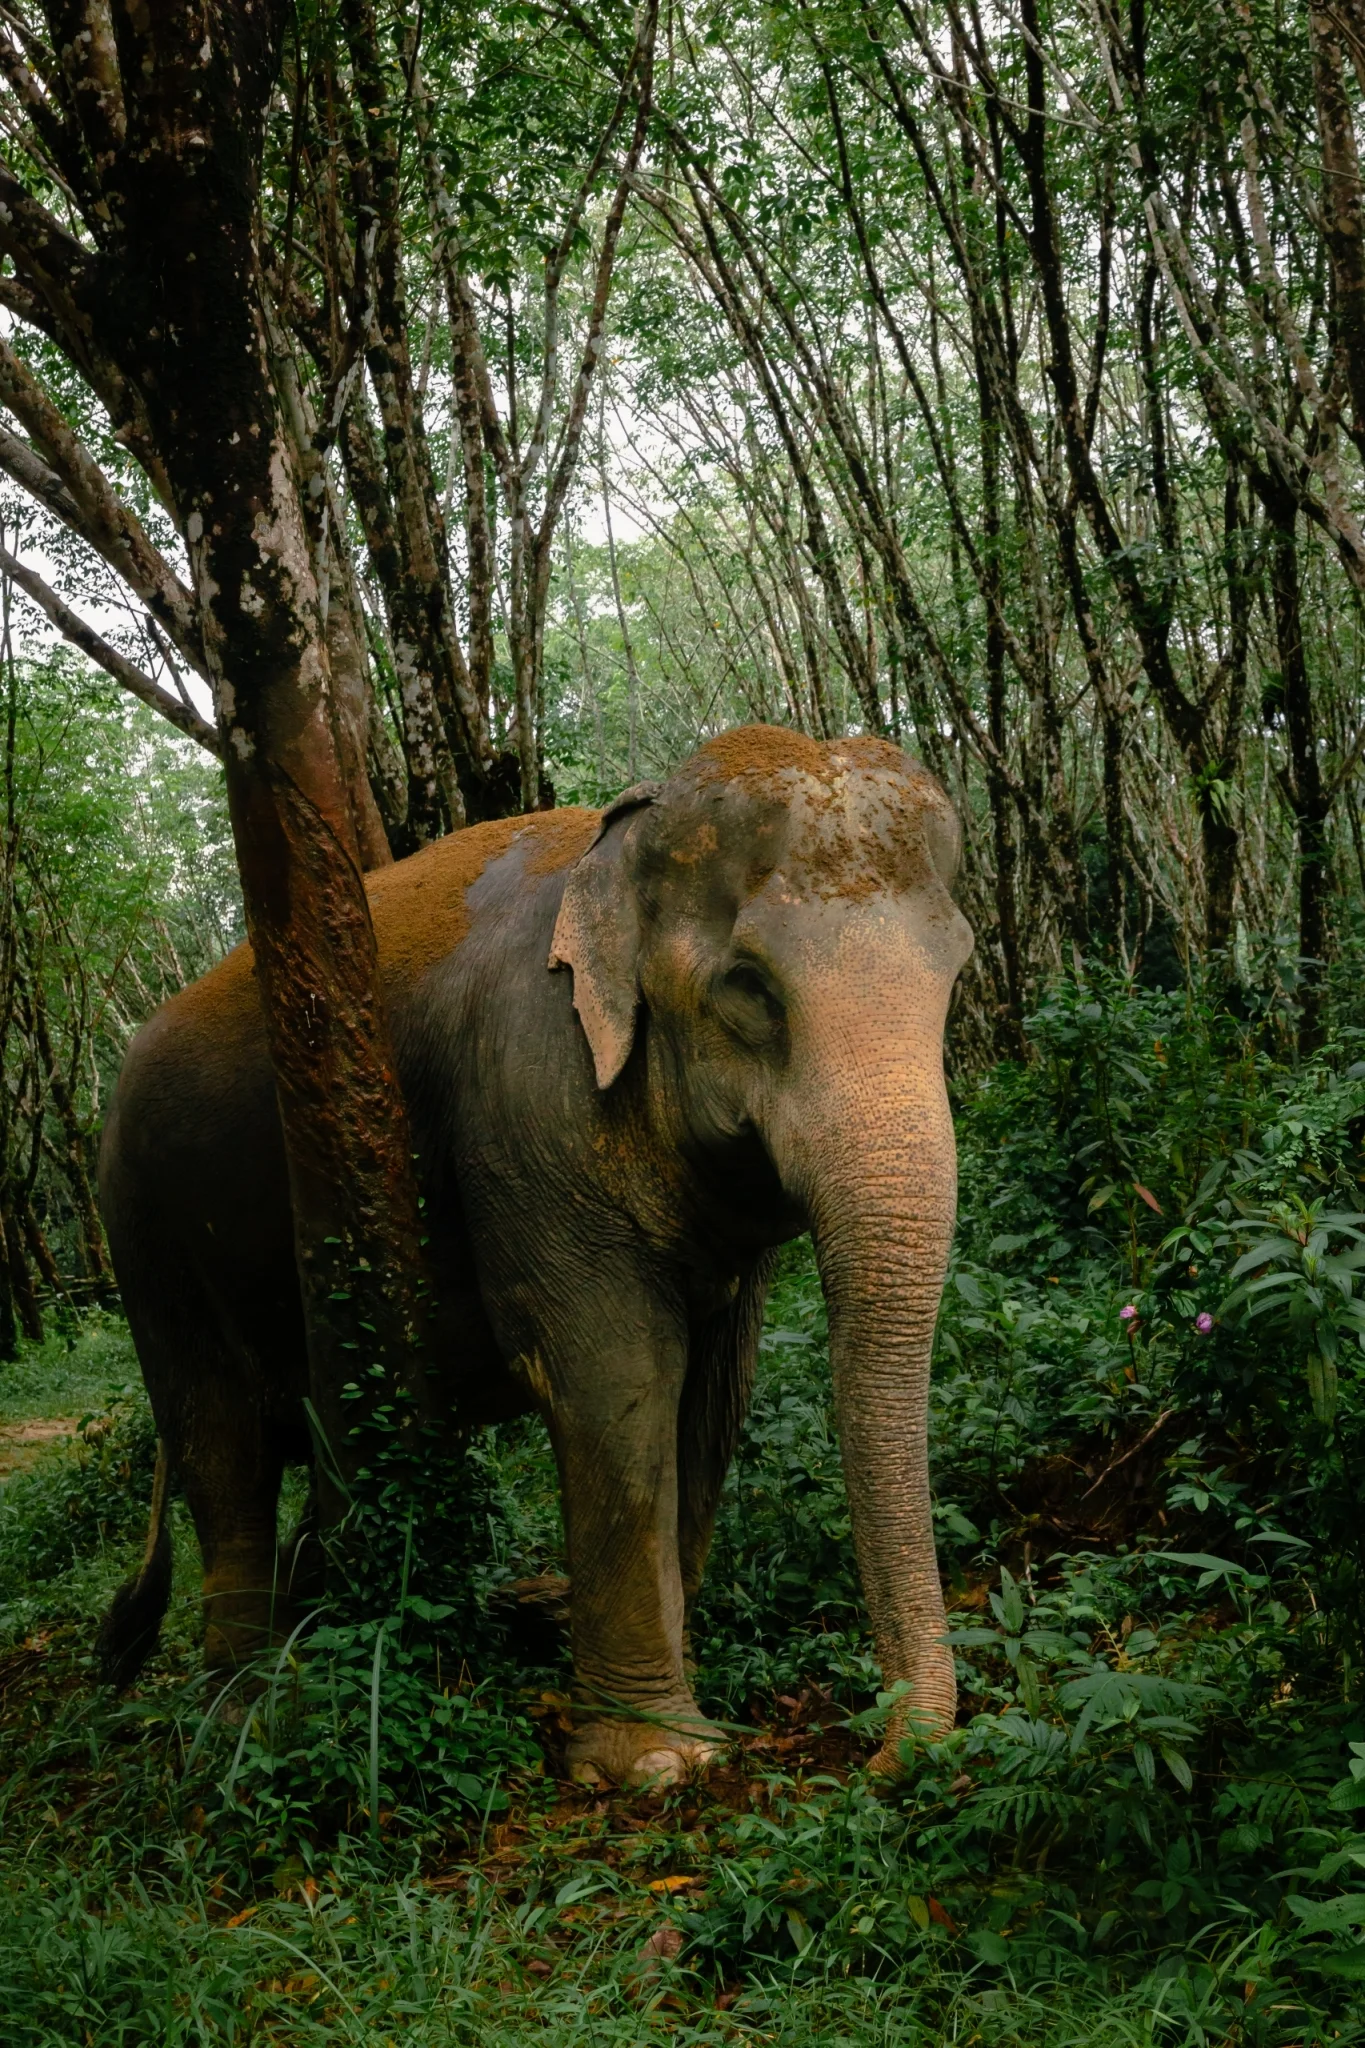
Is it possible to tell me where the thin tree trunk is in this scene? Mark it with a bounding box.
[599,406,642,780]
[1203,466,1253,956]
[336,0,492,815]
[1100,700,1127,953]
[339,403,461,843]
[0,1217,17,1361]
[28,976,113,1286]
[2,1202,40,1343]
[564,508,606,789]
[21,1199,67,1304]
[977,360,1024,1046]
[1267,486,1331,1049]
[1311,2,1365,457]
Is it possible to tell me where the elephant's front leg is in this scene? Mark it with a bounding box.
[542,1287,724,1788]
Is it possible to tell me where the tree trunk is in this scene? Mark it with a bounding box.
[21,1200,67,1305]
[599,411,643,782]
[0,1205,19,1360]
[1311,3,1365,458]
[1100,698,1127,952]
[0,1,441,1505]
[336,0,493,818]
[1266,486,1331,1050]
[28,978,113,1286]
[2,1201,40,1344]
[977,370,1024,1047]
[1198,467,1252,957]
[338,405,461,843]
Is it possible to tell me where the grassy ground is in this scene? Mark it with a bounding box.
[6,979,1365,2043]
[0,1289,1360,2048]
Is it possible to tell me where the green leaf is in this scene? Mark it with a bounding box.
[969,1929,1010,1966]
[999,1566,1025,1637]
[786,1907,813,1953]
[1161,1744,1193,1791]
[1229,1243,1291,1279]
[1147,1551,1246,1578]
[1317,1951,1365,1980]
[1307,1353,1339,1425]
[1288,1893,1365,1933]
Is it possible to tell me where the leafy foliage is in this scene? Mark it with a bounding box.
[6,971,1365,2039]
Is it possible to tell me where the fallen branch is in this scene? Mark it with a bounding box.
[1080,1410,1175,1500]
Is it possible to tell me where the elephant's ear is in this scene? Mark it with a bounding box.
[548,783,660,1089]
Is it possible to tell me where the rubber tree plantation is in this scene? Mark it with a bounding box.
[3,3,1365,2045]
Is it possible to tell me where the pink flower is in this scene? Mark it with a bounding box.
[1119,1304,1139,1325]
[1195,1312,1214,1336]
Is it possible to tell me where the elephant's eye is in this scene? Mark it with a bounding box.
[715,960,785,1044]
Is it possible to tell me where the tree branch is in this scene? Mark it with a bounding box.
[0,542,218,752]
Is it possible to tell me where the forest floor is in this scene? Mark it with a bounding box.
[0,1299,1361,2048]
[10,965,1365,2048]
[0,1416,82,1480]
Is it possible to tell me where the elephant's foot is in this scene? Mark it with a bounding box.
[201,1577,293,1675]
[566,1704,726,1789]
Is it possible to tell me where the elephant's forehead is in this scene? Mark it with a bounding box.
[780,771,939,898]
[677,727,950,899]
[692,724,910,785]
[651,777,945,920]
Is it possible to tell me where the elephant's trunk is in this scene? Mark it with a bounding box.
[768,969,959,1771]
[814,1154,957,1767]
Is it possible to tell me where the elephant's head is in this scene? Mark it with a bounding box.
[550,725,973,1765]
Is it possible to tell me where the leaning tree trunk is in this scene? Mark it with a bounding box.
[110,10,434,1497]
[0,1,438,1506]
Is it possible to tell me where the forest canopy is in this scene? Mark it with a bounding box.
[1,0,1363,1310]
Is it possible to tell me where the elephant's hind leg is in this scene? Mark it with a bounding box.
[125,1255,295,1673]
[185,1446,287,1672]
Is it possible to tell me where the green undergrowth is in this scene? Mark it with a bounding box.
[0,1309,142,1426]
[5,971,1365,2040]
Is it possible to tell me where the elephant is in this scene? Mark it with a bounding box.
[95,724,973,1785]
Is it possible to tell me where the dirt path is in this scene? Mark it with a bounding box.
[0,1418,82,1482]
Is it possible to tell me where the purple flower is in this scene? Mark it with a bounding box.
[1195,1312,1214,1336]
[1119,1304,1139,1325]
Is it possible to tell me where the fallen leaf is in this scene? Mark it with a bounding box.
[226,1905,258,1928]
[646,1875,696,1893]
[637,1925,683,1963]
[928,1897,959,1935]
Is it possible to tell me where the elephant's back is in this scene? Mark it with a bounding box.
[367,807,599,992]
[101,808,602,1201]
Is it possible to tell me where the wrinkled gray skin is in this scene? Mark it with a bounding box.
[98,727,972,1785]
